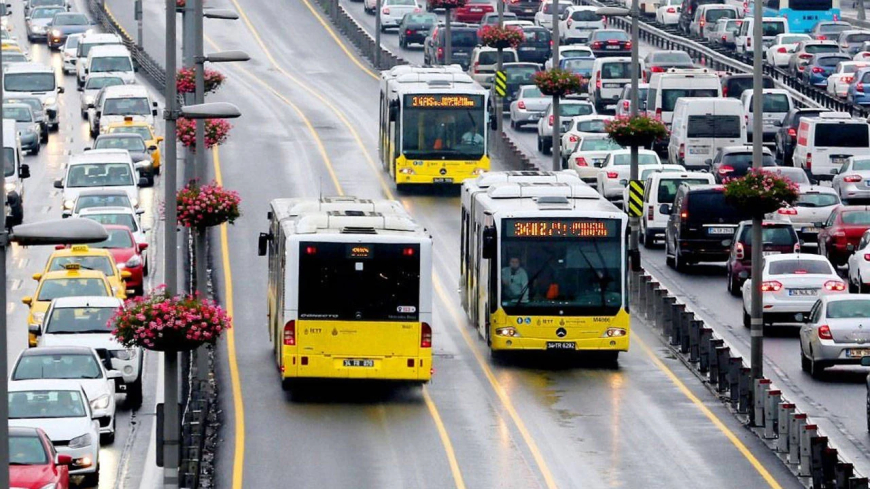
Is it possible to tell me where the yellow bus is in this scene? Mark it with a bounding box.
[257,197,433,391]
[460,171,629,362]
[379,65,492,189]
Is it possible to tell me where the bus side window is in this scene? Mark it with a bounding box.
[765,0,780,9]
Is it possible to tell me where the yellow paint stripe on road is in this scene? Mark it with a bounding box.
[423,388,467,489]
[433,276,559,489]
[634,336,783,489]
[296,0,380,80]
[213,147,246,489]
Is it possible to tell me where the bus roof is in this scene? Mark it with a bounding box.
[270,198,427,239]
[469,181,625,221]
[269,197,408,221]
[381,65,485,98]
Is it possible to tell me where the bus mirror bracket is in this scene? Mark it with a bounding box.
[389,100,398,122]
[482,226,496,260]
[258,232,271,256]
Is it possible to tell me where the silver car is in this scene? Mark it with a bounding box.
[800,295,870,378]
[3,103,40,154]
[767,179,839,249]
[5,95,48,143]
[78,73,124,119]
[509,85,549,129]
[25,6,64,41]
[832,156,870,203]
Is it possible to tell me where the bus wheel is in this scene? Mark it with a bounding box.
[396,183,409,193]
[600,351,619,366]
[281,378,294,392]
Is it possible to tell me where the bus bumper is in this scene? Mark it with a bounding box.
[282,354,433,382]
[395,155,490,185]
[490,334,630,352]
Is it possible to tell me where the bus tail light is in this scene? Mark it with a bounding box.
[567,18,572,27]
[735,241,744,260]
[818,324,833,340]
[283,320,296,346]
[699,18,705,28]
[382,7,390,14]
[421,322,432,348]
[602,328,626,338]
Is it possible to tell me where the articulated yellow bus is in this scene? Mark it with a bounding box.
[258,197,433,391]
[460,171,629,362]
[379,65,491,189]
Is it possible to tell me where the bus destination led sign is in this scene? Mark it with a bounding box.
[347,245,373,259]
[506,219,615,238]
[407,95,482,108]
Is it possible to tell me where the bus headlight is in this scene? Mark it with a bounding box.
[398,168,416,175]
[495,327,519,337]
[472,168,486,176]
[601,328,626,338]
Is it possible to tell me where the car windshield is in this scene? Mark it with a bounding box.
[67,163,134,187]
[576,119,607,132]
[6,98,43,114]
[478,51,517,64]
[13,353,102,380]
[108,125,151,139]
[4,73,55,92]
[747,93,790,112]
[31,7,64,19]
[661,89,719,111]
[37,278,109,301]
[737,225,796,245]
[842,210,870,224]
[65,36,80,49]
[48,256,114,276]
[90,56,133,73]
[612,153,659,166]
[448,30,478,46]
[85,76,124,90]
[52,14,89,25]
[8,436,48,465]
[820,23,850,34]
[815,123,869,147]
[89,228,134,249]
[840,64,866,73]
[705,9,736,22]
[768,259,833,275]
[542,2,570,14]
[579,138,622,151]
[74,194,131,212]
[84,213,138,231]
[8,390,86,419]
[31,0,64,6]
[95,136,146,152]
[781,35,809,44]
[657,178,712,203]
[44,306,116,334]
[505,66,538,84]
[561,58,594,74]
[725,20,742,32]
[795,192,838,207]
[3,53,28,64]
[826,299,870,318]
[687,115,741,138]
[571,10,602,21]
[723,152,777,167]
[762,21,786,36]
[561,103,594,117]
[404,14,435,24]
[78,41,117,58]
[601,62,633,79]
[388,0,417,5]
[3,106,31,122]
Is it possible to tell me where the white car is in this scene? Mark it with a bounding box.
[568,135,624,184]
[832,156,870,203]
[766,34,812,67]
[847,230,870,292]
[827,61,870,98]
[560,114,612,164]
[544,45,594,70]
[741,253,846,327]
[535,0,572,30]
[620,164,686,211]
[10,346,119,442]
[854,51,870,62]
[378,0,421,31]
[536,99,596,154]
[8,380,101,485]
[655,0,681,25]
[799,294,870,378]
[54,149,145,212]
[78,73,124,118]
[768,180,839,250]
[35,296,144,409]
[595,149,662,200]
[61,33,81,74]
[509,85,550,129]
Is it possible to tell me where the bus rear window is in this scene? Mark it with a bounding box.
[298,242,421,321]
[814,123,870,147]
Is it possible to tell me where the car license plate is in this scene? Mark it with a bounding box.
[470,7,481,11]
[802,227,819,233]
[849,348,870,357]
[433,177,454,183]
[603,83,621,88]
[833,157,848,165]
[788,288,818,296]
[343,359,374,367]
[707,227,734,235]
[688,146,709,155]
[764,119,778,125]
[606,45,620,50]
[547,342,576,350]
[520,47,534,51]
[763,251,781,256]
[529,113,541,120]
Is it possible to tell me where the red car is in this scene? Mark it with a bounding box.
[10,426,71,489]
[818,205,870,266]
[86,224,148,296]
[451,0,494,23]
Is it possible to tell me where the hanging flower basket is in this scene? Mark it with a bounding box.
[176,117,231,151]
[176,0,186,11]
[532,68,586,98]
[111,289,232,352]
[176,67,225,95]
[724,169,800,218]
[428,0,467,8]
[176,180,241,229]
[479,25,525,49]
[604,115,669,148]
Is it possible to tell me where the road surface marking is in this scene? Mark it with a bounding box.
[423,388,467,489]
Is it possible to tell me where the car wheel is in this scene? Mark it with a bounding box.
[728,270,740,297]
[743,308,750,328]
[542,138,551,155]
[674,246,688,272]
[537,136,543,152]
[861,277,869,294]
[801,344,811,372]
[82,466,100,486]
[851,275,859,293]
[509,118,516,129]
[810,356,826,379]
[31,143,39,156]
[101,428,115,445]
[126,376,143,409]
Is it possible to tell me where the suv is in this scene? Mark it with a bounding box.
[517,26,551,64]
[720,73,775,99]
[775,107,830,164]
[678,0,720,34]
[559,6,605,45]
[590,57,642,113]
[3,62,64,131]
[640,170,714,247]
[468,46,518,88]
[665,184,750,271]
[507,0,541,18]
[423,24,479,69]
[725,220,800,294]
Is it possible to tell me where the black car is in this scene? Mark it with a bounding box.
[664,184,751,271]
[710,145,776,183]
[398,13,437,48]
[495,62,540,111]
[517,26,551,64]
[45,12,92,49]
[423,23,478,69]
[678,0,720,34]
[589,29,631,57]
[775,108,830,164]
[720,73,774,99]
[507,0,541,18]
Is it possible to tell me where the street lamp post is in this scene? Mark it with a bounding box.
[551,0,561,171]
[496,0,504,133]
[750,0,765,383]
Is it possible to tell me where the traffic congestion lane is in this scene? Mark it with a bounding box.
[640,248,870,476]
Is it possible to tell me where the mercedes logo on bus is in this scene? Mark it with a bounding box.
[556,328,567,338]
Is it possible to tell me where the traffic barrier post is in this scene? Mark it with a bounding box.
[809,435,829,487]
[689,319,702,363]
[789,412,807,465]
[638,274,649,315]
[715,346,730,392]
[848,477,869,489]
[764,389,781,439]
[776,403,795,453]
[651,286,664,328]
[699,327,713,372]
[669,303,685,345]
[660,295,676,332]
[738,367,751,414]
[727,357,741,407]
[822,448,838,488]
[679,310,691,354]
[799,424,818,477]
[754,378,771,427]
[835,462,855,488]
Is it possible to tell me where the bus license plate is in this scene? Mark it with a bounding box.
[343,359,374,367]
[433,177,454,183]
[547,342,576,350]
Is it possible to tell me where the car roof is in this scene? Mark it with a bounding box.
[608,149,658,156]
[69,150,134,164]
[80,32,121,42]
[797,184,838,194]
[8,378,87,392]
[96,133,145,140]
[684,184,725,192]
[51,296,121,308]
[4,62,54,74]
[41,269,109,280]
[77,206,135,215]
[49,247,113,258]
[20,345,96,357]
[8,426,41,437]
[103,85,150,98]
[822,294,869,303]
[88,44,131,56]
[75,188,130,197]
[721,145,774,154]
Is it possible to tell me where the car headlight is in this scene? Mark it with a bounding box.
[125,255,142,268]
[50,29,61,37]
[110,349,133,361]
[31,313,45,324]
[44,97,57,106]
[84,95,94,105]
[32,25,44,33]
[68,433,92,449]
[62,200,74,210]
[89,394,110,411]
[4,183,15,194]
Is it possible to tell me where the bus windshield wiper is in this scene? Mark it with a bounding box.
[514,254,555,306]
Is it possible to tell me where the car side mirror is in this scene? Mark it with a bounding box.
[831,168,839,175]
[848,243,856,252]
[143,226,151,232]
[659,203,672,215]
[152,109,158,116]
[53,178,63,189]
[121,270,132,279]
[31,272,42,281]
[490,111,498,130]
[95,110,101,118]
[84,67,88,74]
[138,242,148,251]
[61,210,71,218]
[87,103,95,109]
[19,164,29,179]
[794,313,807,323]
[28,324,41,336]
[21,296,31,305]
[107,370,123,379]
[138,176,149,187]
[56,454,72,466]
[57,86,64,94]
[135,208,145,215]
[156,136,164,143]
[83,146,91,151]
[133,66,139,72]
[705,159,713,165]
[594,160,604,168]
[258,232,270,256]
[148,144,158,151]
[773,120,782,126]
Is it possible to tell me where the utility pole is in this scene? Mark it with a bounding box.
[496,0,504,133]
[628,0,640,272]
[750,0,764,381]
[858,0,866,22]
[551,0,561,171]
[183,0,195,185]
[135,0,143,48]
[445,7,452,65]
[375,0,382,69]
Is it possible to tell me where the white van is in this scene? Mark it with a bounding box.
[740,88,794,146]
[668,98,746,170]
[2,118,30,227]
[75,32,122,87]
[90,84,157,137]
[85,44,136,85]
[646,68,721,128]
[641,170,715,246]
[735,17,788,55]
[793,112,870,182]
[589,57,644,113]
[53,149,147,212]
[3,63,64,130]
[559,6,605,44]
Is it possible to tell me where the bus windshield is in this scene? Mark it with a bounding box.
[500,219,623,316]
[402,96,486,160]
[298,242,421,321]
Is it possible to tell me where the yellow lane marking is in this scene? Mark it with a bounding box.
[219,0,393,199]
[634,336,783,489]
[433,276,559,489]
[423,388,467,489]
[296,0,380,80]
[213,147,246,489]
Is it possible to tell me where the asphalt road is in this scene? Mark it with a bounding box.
[2,0,166,487]
[101,0,818,488]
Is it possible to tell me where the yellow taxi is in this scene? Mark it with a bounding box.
[40,245,131,300]
[105,119,163,173]
[22,263,115,347]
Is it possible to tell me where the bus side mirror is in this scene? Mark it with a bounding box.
[489,111,497,131]
[388,101,398,122]
[258,232,271,256]
[481,226,496,260]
